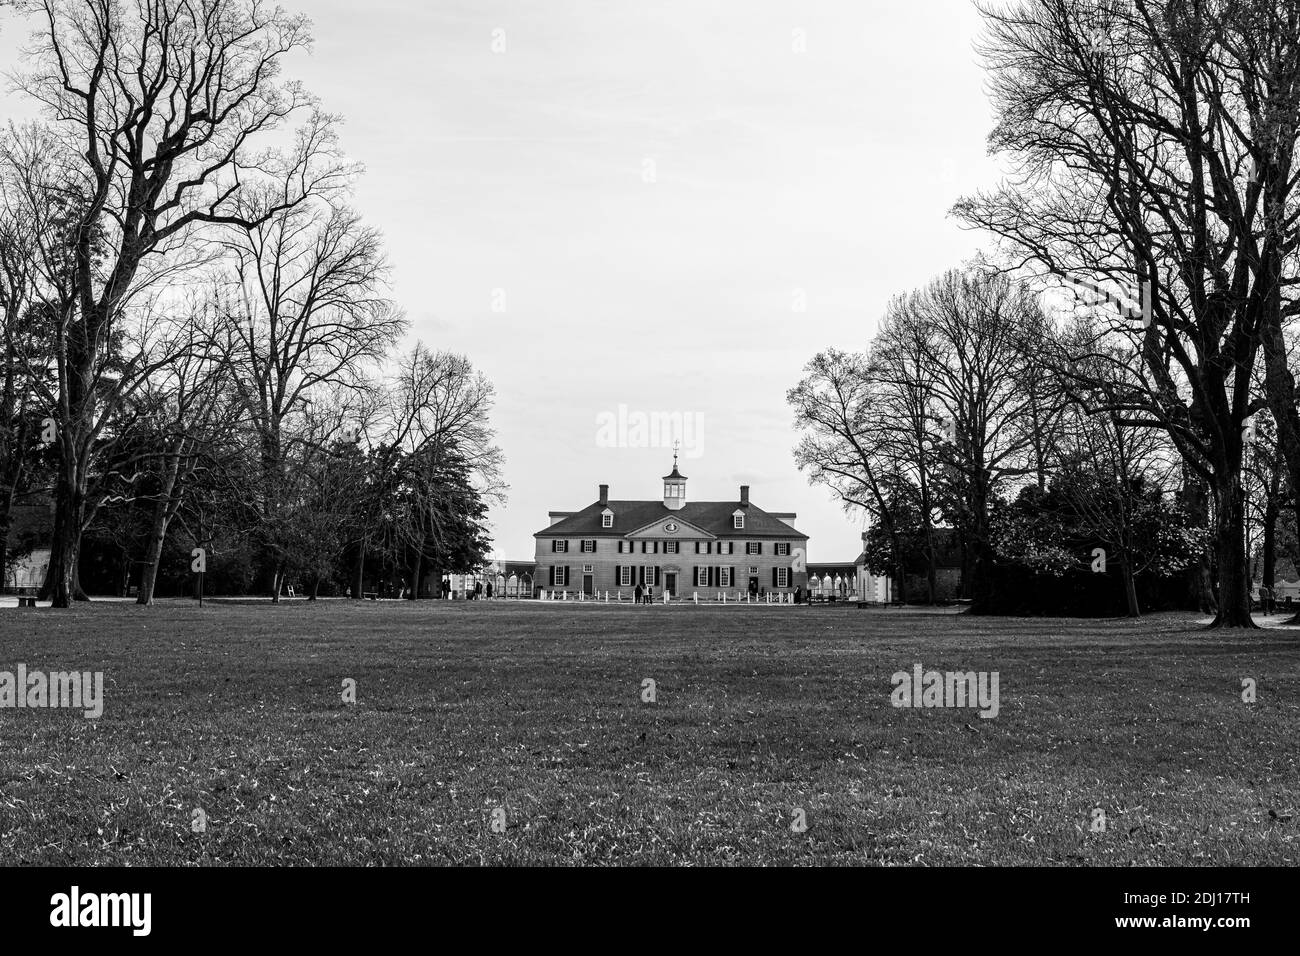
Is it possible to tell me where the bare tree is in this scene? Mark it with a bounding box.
[789,349,914,602]
[381,345,505,599]
[954,0,1300,626]
[217,175,407,598]
[0,126,52,571]
[886,269,1051,612]
[6,0,337,606]
[133,300,236,604]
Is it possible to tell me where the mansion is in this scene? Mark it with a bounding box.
[533,457,812,598]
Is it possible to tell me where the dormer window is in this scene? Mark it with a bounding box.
[734,515,744,529]
[601,512,613,528]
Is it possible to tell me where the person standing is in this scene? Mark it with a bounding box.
[486,582,494,600]
[474,580,483,601]
[634,582,644,605]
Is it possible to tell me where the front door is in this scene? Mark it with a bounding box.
[583,573,594,596]
[664,572,677,598]
[749,576,759,594]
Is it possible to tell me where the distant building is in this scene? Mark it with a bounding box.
[448,559,536,598]
[808,533,894,602]
[533,455,809,598]
[3,500,53,591]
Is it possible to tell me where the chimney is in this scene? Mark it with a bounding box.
[599,484,609,506]
[740,485,750,506]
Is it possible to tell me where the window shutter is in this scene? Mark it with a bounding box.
[614,565,621,586]
[654,566,661,586]
[772,567,779,587]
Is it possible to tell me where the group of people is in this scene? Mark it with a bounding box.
[633,583,656,604]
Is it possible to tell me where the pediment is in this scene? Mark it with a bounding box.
[625,516,716,539]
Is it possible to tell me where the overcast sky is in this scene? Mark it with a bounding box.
[1,0,1004,563]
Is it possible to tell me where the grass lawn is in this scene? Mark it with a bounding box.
[0,600,1296,865]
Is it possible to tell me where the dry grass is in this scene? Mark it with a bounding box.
[0,600,1296,865]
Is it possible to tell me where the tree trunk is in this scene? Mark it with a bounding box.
[41,466,88,607]
[1181,473,1217,614]
[921,507,939,605]
[1262,497,1278,594]
[966,483,997,615]
[137,451,184,605]
[408,545,423,599]
[1209,480,1256,628]
[1121,560,1140,618]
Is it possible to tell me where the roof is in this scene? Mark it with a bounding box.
[536,499,806,539]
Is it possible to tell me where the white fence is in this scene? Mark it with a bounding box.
[534,589,860,604]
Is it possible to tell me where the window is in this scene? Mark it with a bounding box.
[602,514,613,528]
[664,541,678,554]
[552,540,569,553]
[776,568,789,588]
[581,540,596,553]
[746,542,761,555]
[749,566,759,575]
[582,565,594,573]
[694,566,724,587]
[719,542,732,555]
[775,542,790,556]
[620,567,632,586]
[734,515,744,529]
[552,566,569,586]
